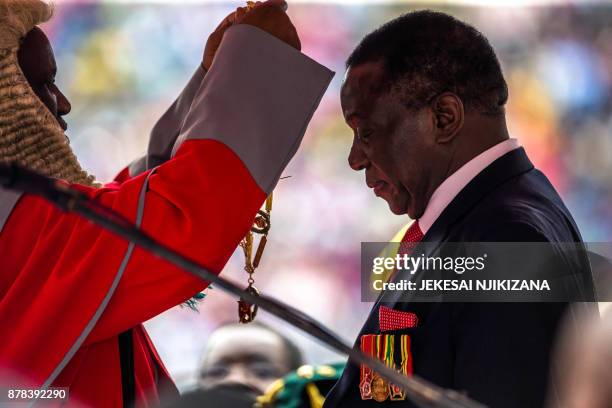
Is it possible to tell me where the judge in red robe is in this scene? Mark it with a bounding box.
[0,1,333,406]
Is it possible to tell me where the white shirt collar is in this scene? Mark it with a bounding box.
[418,138,521,234]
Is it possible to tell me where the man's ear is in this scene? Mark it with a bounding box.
[432,92,464,143]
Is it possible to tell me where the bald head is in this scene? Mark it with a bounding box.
[199,323,303,395]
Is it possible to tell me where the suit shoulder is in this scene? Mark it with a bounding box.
[455,169,580,242]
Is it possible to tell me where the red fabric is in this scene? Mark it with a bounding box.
[378,306,418,332]
[388,220,424,282]
[113,166,132,184]
[0,139,267,407]
[359,334,376,400]
[398,220,424,257]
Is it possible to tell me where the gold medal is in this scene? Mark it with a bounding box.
[389,381,405,401]
[371,373,389,402]
[238,286,259,323]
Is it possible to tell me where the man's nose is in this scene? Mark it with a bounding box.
[348,140,369,171]
[55,87,71,116]
[224,366,252,385]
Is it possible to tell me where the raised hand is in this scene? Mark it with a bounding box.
[202,0,300,71]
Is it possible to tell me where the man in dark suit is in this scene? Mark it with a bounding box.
[325,11,595,408]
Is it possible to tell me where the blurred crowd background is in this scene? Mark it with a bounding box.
[43,0,612,390]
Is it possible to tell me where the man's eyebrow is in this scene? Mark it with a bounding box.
[209,353,274,366]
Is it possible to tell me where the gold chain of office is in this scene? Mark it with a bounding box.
[238,193,273,323]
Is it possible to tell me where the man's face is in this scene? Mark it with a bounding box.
[341,62,440,219]
[17,27,71,132]
[199,326,292,395]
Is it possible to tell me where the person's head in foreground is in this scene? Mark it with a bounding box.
[198,322,304,397]
[0,0,94,184]
[341,10,508,218]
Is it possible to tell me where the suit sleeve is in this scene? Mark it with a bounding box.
[2,23,333,356]
[451,222,567,408]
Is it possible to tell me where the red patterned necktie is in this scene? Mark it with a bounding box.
[398,220,424,254]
